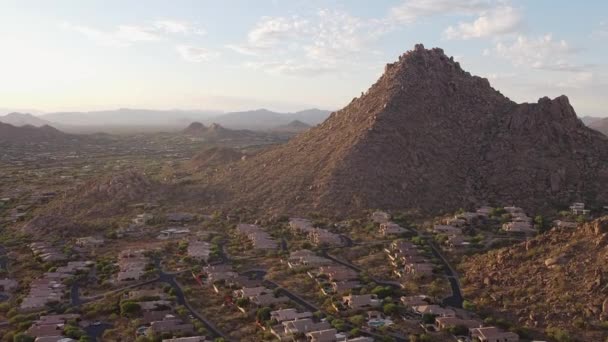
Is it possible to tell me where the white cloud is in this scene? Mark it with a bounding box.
[154,20,206,36]
[177,45,219,62]
[591,21,608,38]
[229,9,386,75]
[486,34,585,73]
[63,19,206,47]
[390,0,494,24]
[444,6,522,39]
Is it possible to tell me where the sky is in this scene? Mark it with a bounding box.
[0,0,607,116]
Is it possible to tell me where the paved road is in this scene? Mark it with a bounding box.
[156,261,231,341]
[427,241,464,308]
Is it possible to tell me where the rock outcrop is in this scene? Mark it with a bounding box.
[462,216,608,341]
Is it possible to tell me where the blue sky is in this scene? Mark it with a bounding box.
[0,0,607,116]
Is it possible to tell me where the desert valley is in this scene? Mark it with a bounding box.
[2,1,608,341]
[1,43,608,342]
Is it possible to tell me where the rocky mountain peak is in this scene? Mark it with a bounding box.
[200,45,608,215]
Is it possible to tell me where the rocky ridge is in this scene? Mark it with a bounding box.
[462,216,608,340]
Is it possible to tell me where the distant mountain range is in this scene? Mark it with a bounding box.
[0,112,52,127]
[19,108,331,131]
[589,117,608,136]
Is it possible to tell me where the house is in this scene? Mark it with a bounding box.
[401,295,430,308]
[270,308,313,323]
[371,211,391,223]
[26,314,81,338]
[133,213,154,226]
[286,250,332,268]
[0,278,18,292]
[157,228,190,240]
[470,327,519,342]
[162,337,210,342]
[75,236,104,248]
[166,213,195,223]
[403,262,434,277]
[511,212,532,223]
[342,294,381,310]
[139,300,173,312]
[413,305,455,317]
[147,319,195,336]
[502,221,535,234]
[476,206,493,217]
[234,286,268,298]
[308,228,342,246]
[126,289,167,300]
[570,202,590,216]
[379,222,407,236]
[456,212,480,224]
[316,265,358,282]
[433,225,462,235]
[250,293,289,306]
[306,328,338,342]
[504,206,524,214]
[447,235,466,248]
[283,319,331,335]
[187,240,212,262]
[330,281,361,295]
[435,317,482,330]
[141,310,174,324]
[553,220,578,229]
[235,223,278,249]
[289,218,315,233]
[117,249,148,282]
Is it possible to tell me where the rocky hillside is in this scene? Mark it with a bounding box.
[190,147,245,170]
[271,120,312,133]
[42,170,162,220]
[462,217,608,341]
[589,117,608,136]
[200,44,608,215]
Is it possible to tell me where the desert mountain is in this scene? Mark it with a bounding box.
[271,120,312,133]
[0,122,74,144]
[0,112,52,127]
[182,122,207,135]
[462,217,608,341]
[202,44,608,215]
[182,122,271,142]
[589,117,608,136]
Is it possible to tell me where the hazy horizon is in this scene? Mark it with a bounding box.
[1,0,607,117]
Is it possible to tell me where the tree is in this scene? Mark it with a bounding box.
[371,286,393,299]
[383,303,398,315]
[349,315,365,326]
[421,313,437,324]
[236,297,250,308]
[462,300,476,311]
[13,334,35,342]
[256,307,272,322]
[448,324,469,336]
[120,301,141,318]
